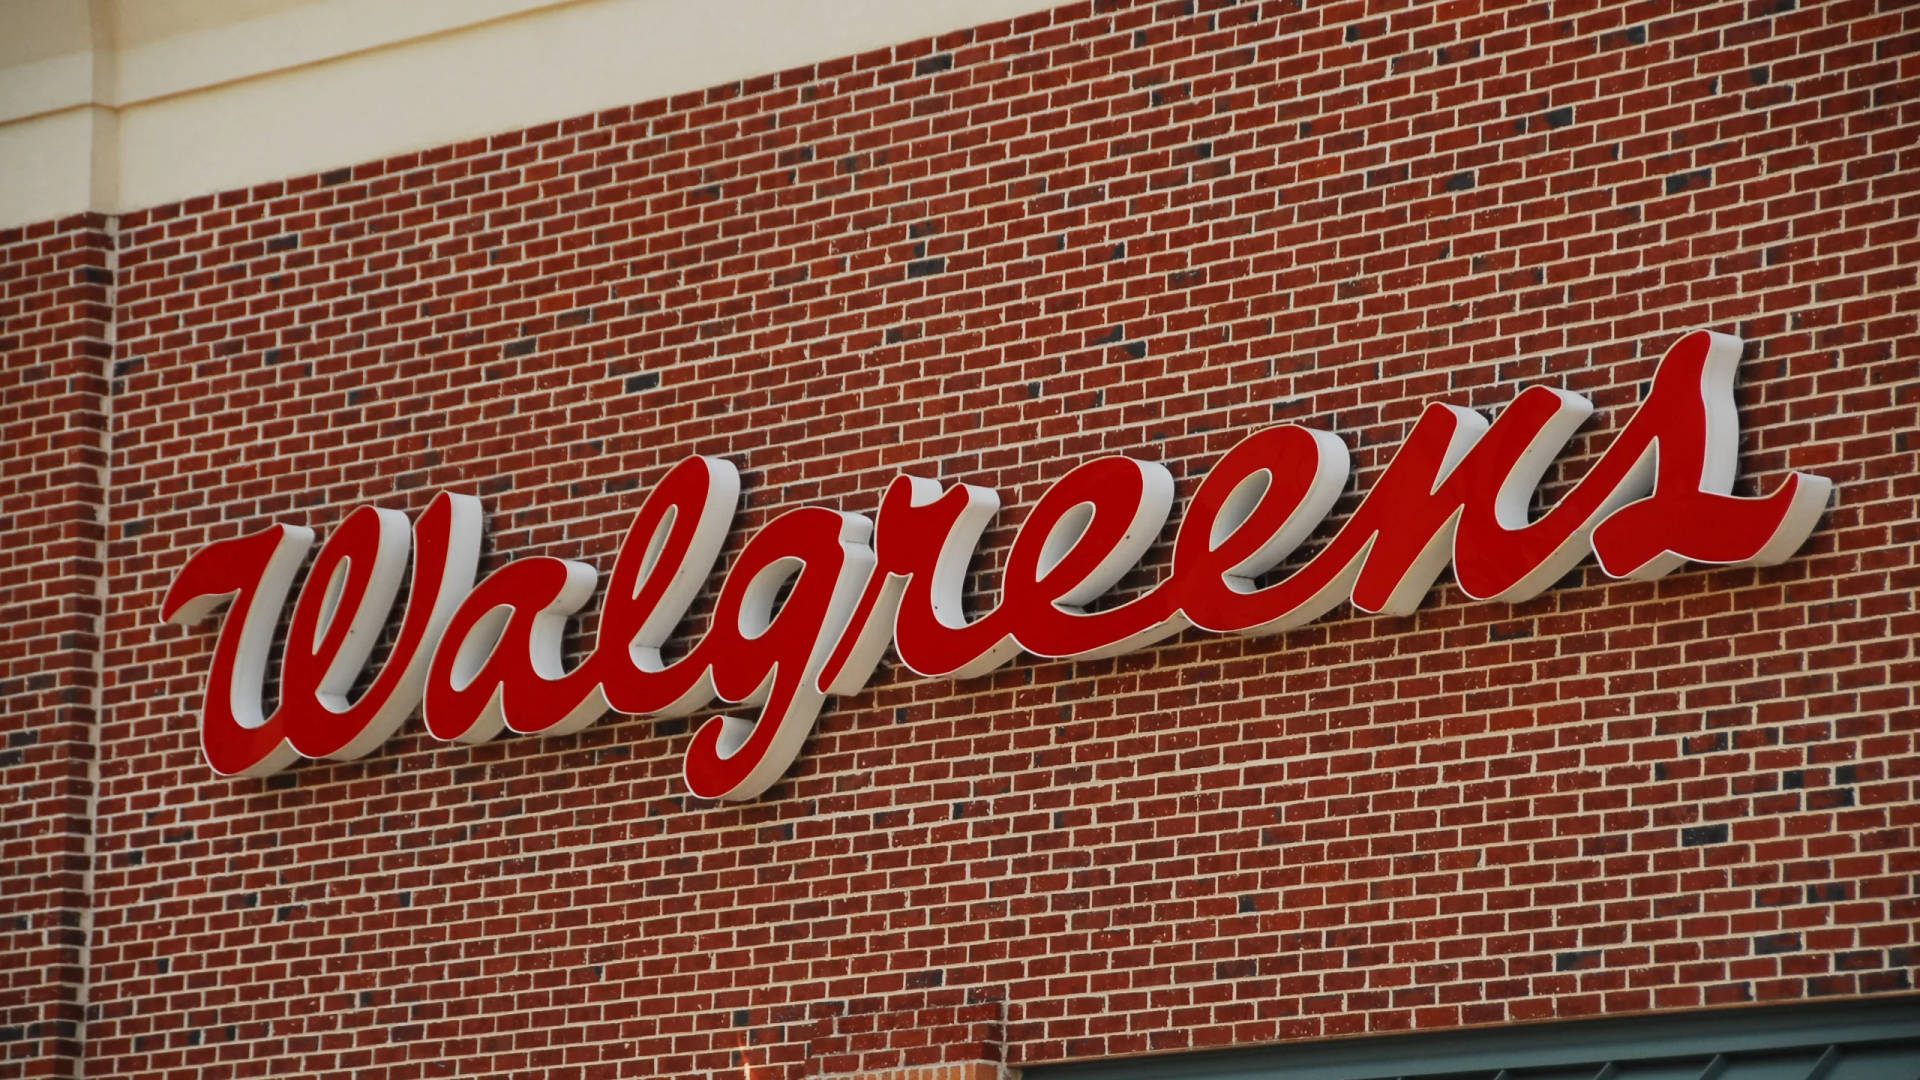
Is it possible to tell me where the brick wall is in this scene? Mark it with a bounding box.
[6,0,1918,1076]
[0,214,112,1078]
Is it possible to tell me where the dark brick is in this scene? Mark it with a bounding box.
[1665,168,1712,195]
[1805,883,1848,903]
[1682,823,1730,846]
[1556,950,1600,971]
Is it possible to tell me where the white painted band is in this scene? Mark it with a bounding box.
[0,0,1062,230]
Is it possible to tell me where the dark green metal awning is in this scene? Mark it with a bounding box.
[1025,999,1920,1080]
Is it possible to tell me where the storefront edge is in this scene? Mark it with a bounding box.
[0,212,114,1079]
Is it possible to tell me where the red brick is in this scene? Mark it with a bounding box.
[3,1,1918,1077]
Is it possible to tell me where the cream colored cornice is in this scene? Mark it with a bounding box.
[0,0,1061,230]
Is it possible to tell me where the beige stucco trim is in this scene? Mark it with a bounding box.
[0,0,1061,230]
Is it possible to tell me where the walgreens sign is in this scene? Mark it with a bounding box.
[164,331,1832,801]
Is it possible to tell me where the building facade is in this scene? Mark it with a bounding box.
[2,0,1916,1077]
